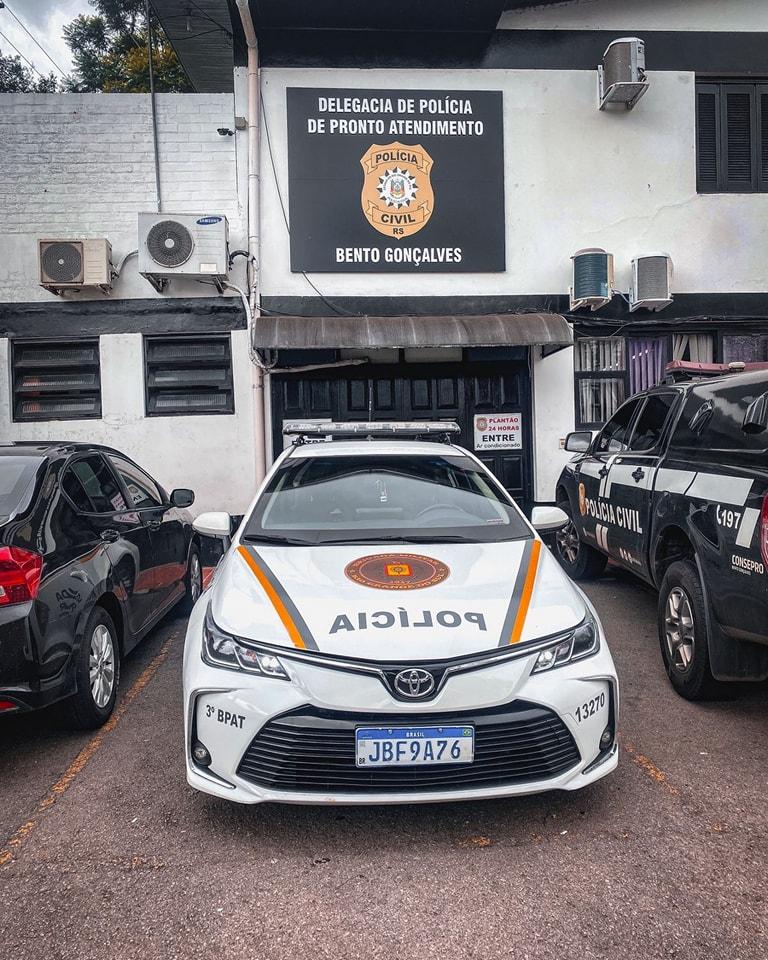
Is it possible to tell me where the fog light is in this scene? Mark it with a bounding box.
[600,727,614,750]
[192,741,212,767]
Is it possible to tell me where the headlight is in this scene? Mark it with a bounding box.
[531,618,599,674]
[203,609,290,680]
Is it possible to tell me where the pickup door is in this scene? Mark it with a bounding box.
[601,392,679,580]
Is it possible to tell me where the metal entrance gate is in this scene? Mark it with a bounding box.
[271,355,533,506]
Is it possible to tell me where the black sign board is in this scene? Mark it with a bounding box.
[286,88,505,273]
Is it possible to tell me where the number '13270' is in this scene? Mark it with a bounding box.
[575,691,605,723]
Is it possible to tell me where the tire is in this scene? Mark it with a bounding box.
[65,606,120,730]
[658,559,725,701]
[554,499,608,581]
[180,544,203,615]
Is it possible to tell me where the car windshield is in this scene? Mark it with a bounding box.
[243,453,532,545]
[0,456,44,523]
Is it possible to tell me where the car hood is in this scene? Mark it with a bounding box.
[208,538,587,661]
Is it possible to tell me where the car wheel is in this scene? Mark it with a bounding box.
[555,500,608,581]
[66,606,120,730]
[180,545,202,614]
[658,559,725,701]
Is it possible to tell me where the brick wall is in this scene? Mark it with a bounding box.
[0,92,247,302]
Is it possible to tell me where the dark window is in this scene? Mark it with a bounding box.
[594,398,643,454]
[627,394,677,452]
[144,335,234,416]
[0,456,44,520]
[108,456,163,509]
[65,456,127,513]
[672,377,768,452]
[243,454,531,545]
[12,340,101,422]
[696,80,768,193]
[723,334,768,363]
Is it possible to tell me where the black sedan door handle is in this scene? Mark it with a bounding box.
[100,529,119,543]
[632,467,645,483]
[145,519,162,531]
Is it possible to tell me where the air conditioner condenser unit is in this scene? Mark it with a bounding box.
[138,213,229,292]
[38,238,112,295]
[630,254,673,312]
[598,37,648,111]
[570,248,615,311]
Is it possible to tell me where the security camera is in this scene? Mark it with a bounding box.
[217,127,234,137]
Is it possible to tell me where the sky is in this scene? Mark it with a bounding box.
[0,0,92,80]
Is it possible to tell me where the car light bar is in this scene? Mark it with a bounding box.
[282,421,461,438]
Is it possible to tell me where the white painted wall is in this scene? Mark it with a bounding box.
[0,331,256,516]
[532,346,576,503]
[499,0,768,32]
[0,91,247,301]
[260,67,768,298]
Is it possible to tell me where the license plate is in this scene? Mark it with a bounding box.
[355,725,475,767]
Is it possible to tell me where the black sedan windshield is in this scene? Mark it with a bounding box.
[243,453,531,545]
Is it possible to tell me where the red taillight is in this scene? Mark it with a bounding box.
[0,547,43,606]
[0,700,18,712]
[761,496,768,571]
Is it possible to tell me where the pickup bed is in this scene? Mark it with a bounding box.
[555,369,768,699]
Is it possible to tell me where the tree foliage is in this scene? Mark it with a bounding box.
[64,0,192,93]
[0,50,58,93]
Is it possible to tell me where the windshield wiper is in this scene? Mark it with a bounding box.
[319,535,478,545]
[241,533,312,546]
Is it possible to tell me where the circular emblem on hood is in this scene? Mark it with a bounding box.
[393,668,435,699]
[344,553,450,590]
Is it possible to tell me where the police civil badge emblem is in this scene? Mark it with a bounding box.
[360,142,434,239]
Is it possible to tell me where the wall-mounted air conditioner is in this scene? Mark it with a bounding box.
[598,37,648,111]
[570,248,614,311]
[630,254,673,312]
[38,238,112,296]
[138,213,229,292]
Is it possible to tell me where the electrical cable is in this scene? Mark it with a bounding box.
[260,96,356,317]
[0,27,46,79]
[2,3,67,76]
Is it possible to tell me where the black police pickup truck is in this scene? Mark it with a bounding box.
[555,368,768,700]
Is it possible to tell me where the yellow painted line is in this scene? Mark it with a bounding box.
[237,545,306,649]
[0,633,176,869]
[622,739,680,797]
[509,539,542,645]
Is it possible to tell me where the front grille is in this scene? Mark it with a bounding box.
[236,701,580,793]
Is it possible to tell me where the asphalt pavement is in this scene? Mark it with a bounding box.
[1,568,767,960]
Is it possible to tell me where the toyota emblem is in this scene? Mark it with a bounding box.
[393,668,435,699]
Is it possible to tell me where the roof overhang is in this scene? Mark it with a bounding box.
[253,313,572,349]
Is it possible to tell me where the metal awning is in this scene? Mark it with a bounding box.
[252,313,572,349]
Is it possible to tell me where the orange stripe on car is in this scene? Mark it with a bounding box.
[237,545,307,649]
[508,539,542,645]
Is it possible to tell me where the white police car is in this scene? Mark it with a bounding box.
[183,422,618,805]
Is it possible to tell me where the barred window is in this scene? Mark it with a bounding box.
[574,338,626,429]
[12,339,101,422]
[144,334,234,416]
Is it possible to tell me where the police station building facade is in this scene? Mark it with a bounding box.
[3,0,768,514]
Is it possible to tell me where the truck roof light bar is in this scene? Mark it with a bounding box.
[283,421,461,443]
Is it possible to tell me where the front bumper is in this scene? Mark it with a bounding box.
[182,602,619,806]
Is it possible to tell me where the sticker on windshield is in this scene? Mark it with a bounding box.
[345,553,450,590]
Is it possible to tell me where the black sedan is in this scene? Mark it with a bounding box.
[0,442,201,728]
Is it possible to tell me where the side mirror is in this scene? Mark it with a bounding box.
[564,431,592,453]
[531,505,569,533]
[743,392,768,434]
[193,511,232,539]
[170,488,195,508]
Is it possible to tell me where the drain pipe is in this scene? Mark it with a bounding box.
[146,0,162,212]
[235,0,267,485]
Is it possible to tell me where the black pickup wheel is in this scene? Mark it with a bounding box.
[554,500,608,581]
[658,559,725,701]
